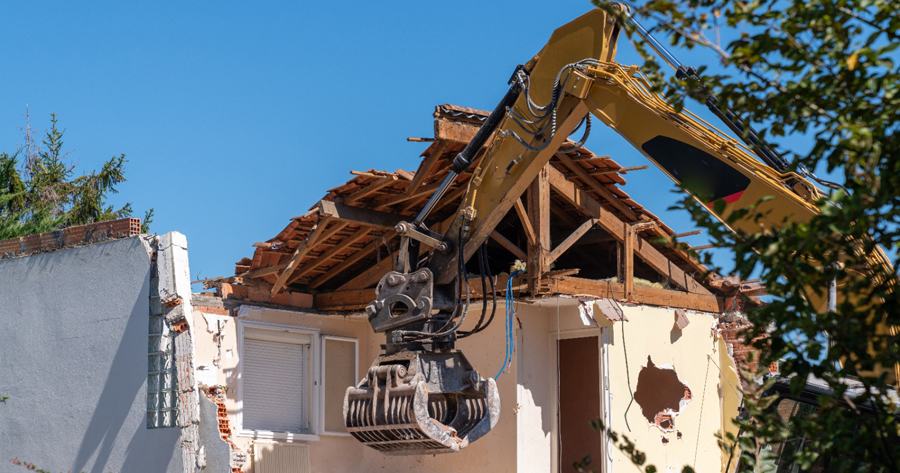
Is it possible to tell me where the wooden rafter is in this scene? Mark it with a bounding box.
[549,218,598,264]
[286,226,373,285]
[527,165,551,293]
[308,233,395,289]
[547,166,712,295]
[344,175,398,204]
[491,230,527,260]
[405,141,447,196]
[513,198,537,246]
[554,152,641,221]
[270,216,341,295]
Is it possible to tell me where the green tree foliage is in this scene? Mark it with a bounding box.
[0,114,153,239]
[589,0,899,471]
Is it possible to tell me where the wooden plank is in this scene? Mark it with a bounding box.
[674,230,703,238]
[270,216,338,295]
[434,119,480,144]
[374,178,444,209]
[406,141,447,196]
[554,152,639,221]
[590,165,649,175]
[551,276,721,312]
[344,175,398,204]
[547,166,712,295]
[336,246,398,291]
[319,200,406,229]
[314,288,376,311]
[239,262,287,279]
[491,230,527,260]
[527,166,552,293]
[623,224,635,301]
[286,227,373,285]
[513,198,537,246]
[549,218,598,264]
[308,233,395,289]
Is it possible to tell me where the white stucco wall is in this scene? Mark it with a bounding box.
[0,236,183,473]
[196,296,733,473]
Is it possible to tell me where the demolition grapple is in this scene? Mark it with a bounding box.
[343,267,500,455]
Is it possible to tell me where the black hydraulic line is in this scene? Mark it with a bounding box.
[460,245,498,337]
[413,66,527,226]
[451,66,528,175]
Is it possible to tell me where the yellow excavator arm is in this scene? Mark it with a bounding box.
[344,2,897,457]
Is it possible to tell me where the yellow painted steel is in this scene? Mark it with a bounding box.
[430,8,896,468]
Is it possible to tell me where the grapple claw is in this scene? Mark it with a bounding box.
[343,350,500,455]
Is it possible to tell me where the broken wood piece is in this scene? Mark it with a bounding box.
[319,200,407,229]
[673,230,703,238]
[674,308,690,330]
[690,244,715,251]
[591,165,649,175]
[407,137,436,142]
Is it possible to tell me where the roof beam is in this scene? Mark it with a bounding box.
[319,200,406,229]
[270,216,341,295]
[554,152,640,221]
[406,141,447,196]
[549,218,598,264]
[547,166,711,295]
[286,226,373,285]
[491,230,527,261]
[513,197,537,246]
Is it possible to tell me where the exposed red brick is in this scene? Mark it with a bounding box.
[0,217,141,259]
[269,291,291,307]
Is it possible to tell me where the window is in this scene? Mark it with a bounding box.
[238,322,319,439]
[147,309,177,429]
[320,336,358,435]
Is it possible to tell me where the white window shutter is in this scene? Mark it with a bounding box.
[242,338,308,433]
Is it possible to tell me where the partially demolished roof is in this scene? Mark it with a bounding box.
[212,104,761,312]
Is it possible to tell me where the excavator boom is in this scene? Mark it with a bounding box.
[344,2,897,457]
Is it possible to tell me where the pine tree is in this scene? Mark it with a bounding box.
[0,113,153,239]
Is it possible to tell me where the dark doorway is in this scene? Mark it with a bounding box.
[558,336,602,473]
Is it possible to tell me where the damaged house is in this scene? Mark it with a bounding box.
[0,104,763,473]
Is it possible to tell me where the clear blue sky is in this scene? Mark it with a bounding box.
[1,1,777,288]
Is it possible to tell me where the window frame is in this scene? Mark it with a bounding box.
[236,319,321,441]
[319,335,359,437]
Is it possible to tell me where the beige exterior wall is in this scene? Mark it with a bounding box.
[192,298,737,473]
